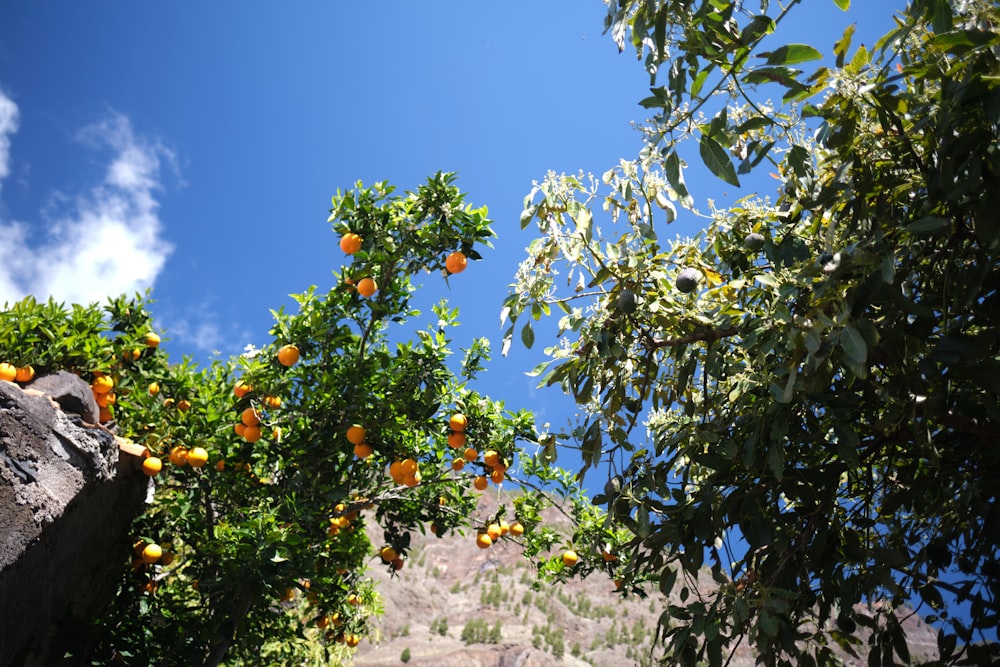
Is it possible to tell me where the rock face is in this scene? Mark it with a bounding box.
[0,377,148,667]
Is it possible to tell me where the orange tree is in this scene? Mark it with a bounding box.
[503,1,1000,665]
[0,174,587,666]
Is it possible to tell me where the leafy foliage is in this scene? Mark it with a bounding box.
[505,1,1000,665]
[0,174,587,666]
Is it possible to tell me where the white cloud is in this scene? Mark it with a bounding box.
[0,86,18,182]
[0,95,174,307]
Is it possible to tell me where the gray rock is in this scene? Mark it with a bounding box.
[0,380,148,666]
[25,370,101,424]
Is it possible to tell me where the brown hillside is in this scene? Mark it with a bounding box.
[352,492,938,667]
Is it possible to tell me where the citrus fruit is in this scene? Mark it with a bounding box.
[176,399,191,412]
[277,344,300,367]
[451,459,465,471]
[486,523,502,541]
[142,457,162,476]
[234,423,246,437]
[403,472,421,487]
[241,407,260,426]
[144,332,161,348]
[340,232,363,254]
[476,533,493,549]
[499,520,510,536]
[95,392,116,408]
[187,447,209,468]
[243,426,262,442]
[92,375,114,394]
[345,634,360,648]
[463,447,478,462]
[215,459,226,471]
[483,450,500,467]
[141,543,162,564]
[148,382,160,395]
[449,413,468,432]
[357,277,377,298]
[447,431,466,448]
[490,468,505,484]
[233,380,252,398]
[263,395,281,409]
[445,251,467,274]
[353,443,373,459]
[391,557,404,570]
[15,366,34,383]
[562,550,579,567]
[400,458,418,477]
[169,446,188,466]
[0,363,15,382]
[510,521,524,537]
[379,546,398,562]
[347,593,361,606]
[473,475,488,491]
[346,425,366,446]
[602,550,618,562]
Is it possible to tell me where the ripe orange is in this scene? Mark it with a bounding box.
[215,459,226,471]
[449,413,468,432]
[95,392,116,408]
[447,431,466,448]
[403,472,421,487]
[602,550,618,563]
[0,363,15,382]
[316,616,330,629]
[339,232,363,254]
[241,407,261,427]
[234,423,247,437]
[357,277,377,298]
[379,546,398,562]
[353,443,373,459]
[99,407,113,422]
[486,523,502,541]
[345,634,360,648]
[476,533,493,549]
[509,521,524,537]
[144,332,161,348]
[463,447,478,462]
[187,447,209,468]
[15,366,34,383]
[148,382,160,395]
[243,426,262,442]
[277,344,300,367]
[451,459,465,471]
[483,450,500,467]
[399,458,418,477]
[499,520,510,536]
[490,468,505,485]
[391,557,405,570]
[473,475,488,491]
[233,380,251,398]
[346,425,366,446]
[141,543,162,564]
[347,593,361,606]
[92,375,114,394]
[169,446,188,466]
[562,550,579,567]
[445,251,467,275]
[176,399,191,412]
[141,457,162,476]
[263,395,281,409]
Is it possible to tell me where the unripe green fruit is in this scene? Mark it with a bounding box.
[675,268,701,293]
[744,232,765,251]
[616,289,637,314]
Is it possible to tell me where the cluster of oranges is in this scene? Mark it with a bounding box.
[378,545,405,571]
[388,458,421,487]
[0,362,35,384]
[339,230,469,300]
[475,517,525,550]
[327,502,359,538]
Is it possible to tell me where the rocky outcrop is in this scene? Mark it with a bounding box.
[0,376,148,666]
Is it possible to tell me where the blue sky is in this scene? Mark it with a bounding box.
[0,2,904,438]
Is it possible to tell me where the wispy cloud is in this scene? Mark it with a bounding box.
[0,89,174,307]
[0,86,18,183]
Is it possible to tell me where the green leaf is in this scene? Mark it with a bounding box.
[699,134,740,187]
[904,216,950,235]
[840,325,867,365]
[832,0,850,9]
[760,44,823,66]
[520,322,535,349]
